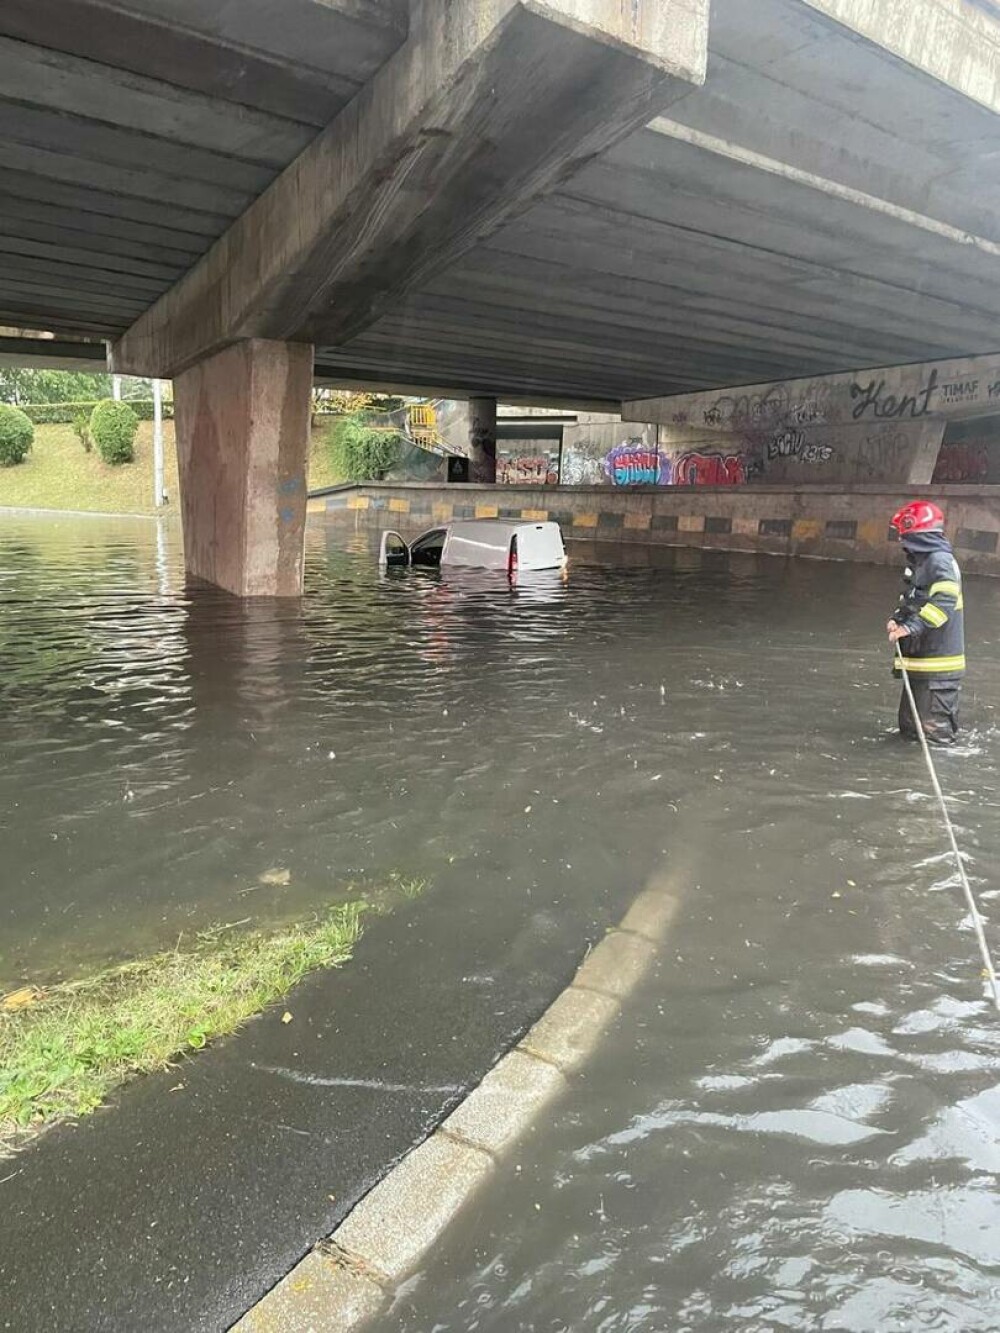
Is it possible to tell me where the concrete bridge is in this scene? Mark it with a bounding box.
[3,0,1000,592]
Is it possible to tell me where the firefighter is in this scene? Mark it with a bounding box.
[886,501,965,745]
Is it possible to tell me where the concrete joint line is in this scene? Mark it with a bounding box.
[570,979,632,1001]
[512,1041,582,1074]
[319,1241,393,1294]
[650,116,1000,258]
[617,924,663,944]
[434,1124,501,1166]
[232,882,679,1332]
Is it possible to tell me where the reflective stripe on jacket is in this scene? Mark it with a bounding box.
[891,536,965,680]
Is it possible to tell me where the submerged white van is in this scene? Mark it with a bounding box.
[379,519,567,575]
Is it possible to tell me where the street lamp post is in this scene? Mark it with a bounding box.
[153,378,165,508]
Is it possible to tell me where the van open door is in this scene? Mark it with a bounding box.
[379,530,410,567]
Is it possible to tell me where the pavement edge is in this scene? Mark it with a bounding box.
[231,878,681,1332]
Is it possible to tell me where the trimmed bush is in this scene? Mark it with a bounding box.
[90,399,140,466]
[327,413,402,481]
[19,399,173,425]
[72,411,92,453]
[0,404,34,467]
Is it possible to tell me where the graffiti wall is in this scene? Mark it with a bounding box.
[629,353,1000,435]
[496,442,560,485]
[560,420,658,486]
[377,395,973,492]
[569,416,946,489]
[933,418,1000,483]
[598,443,758,486]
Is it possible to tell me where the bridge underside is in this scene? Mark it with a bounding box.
[3,0,1000,588]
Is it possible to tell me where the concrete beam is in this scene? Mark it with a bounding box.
[0,138,250,218]
[624,352,1000,489]
[0,335,107,371]
[799,0,1000,114]
[626,353,1000,431]
[0,168,231,241]
[0,37,315,169]
[0,0,406,125]
[311,365,619,411]
[112,0,708,378]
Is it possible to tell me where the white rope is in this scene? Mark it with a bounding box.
[895,643,1000,1011]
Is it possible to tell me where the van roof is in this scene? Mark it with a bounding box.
[447,518,557,528]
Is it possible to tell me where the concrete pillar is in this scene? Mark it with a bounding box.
[469,397,498,484]
[173,339,313,597]
[906,421,947,484]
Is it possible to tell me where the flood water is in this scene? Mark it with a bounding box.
[2,514,1000,1330]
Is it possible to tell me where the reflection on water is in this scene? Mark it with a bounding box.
[3,515,1000,1328]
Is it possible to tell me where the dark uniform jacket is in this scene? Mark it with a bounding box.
[891,531,965,680]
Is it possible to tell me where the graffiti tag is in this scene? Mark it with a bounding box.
[675,451,750,486]
[787,399,826,426]
[850,369,937,421]
[766,431,833,464]
[703,384,788,428]
[497,453,559,486]
[700,384,829,431]
[604,442,662,486]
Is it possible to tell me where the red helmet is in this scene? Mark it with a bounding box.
[890,501,944,536]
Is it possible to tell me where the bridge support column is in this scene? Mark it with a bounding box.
[469,397,498,484]
[173,339,314,597]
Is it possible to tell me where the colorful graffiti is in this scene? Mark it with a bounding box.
[673,450,752,486]
[933,441,990,483]
[603,441,759,486]
[497,452,560,485]
[604,440,663,486]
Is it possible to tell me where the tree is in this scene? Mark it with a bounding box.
[0,368,113,404]
[326,413,402,480]
[313,388,404,416]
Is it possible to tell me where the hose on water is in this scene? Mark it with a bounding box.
[895,643,1000,1011]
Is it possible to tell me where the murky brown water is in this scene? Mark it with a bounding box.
[2,514,1000,1329]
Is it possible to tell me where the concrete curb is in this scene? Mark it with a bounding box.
[0,505,168,521]
[232,877,682,1332]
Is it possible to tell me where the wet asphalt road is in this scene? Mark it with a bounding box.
[0,876,629,1331]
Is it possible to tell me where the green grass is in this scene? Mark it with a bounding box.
[0,883,423,1148]
[308,419,346,491]
[0,421,342,515]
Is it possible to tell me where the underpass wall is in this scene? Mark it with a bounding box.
[308,482,1000,575]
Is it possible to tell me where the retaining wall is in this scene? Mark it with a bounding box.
[307,482,1000,575]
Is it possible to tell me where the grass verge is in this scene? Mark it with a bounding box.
[0,887,420,1149]
[0,421,342,515]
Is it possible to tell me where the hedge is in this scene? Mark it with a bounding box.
[0,404,34,466]
[90,399,140,465]
[18,399,174,425]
